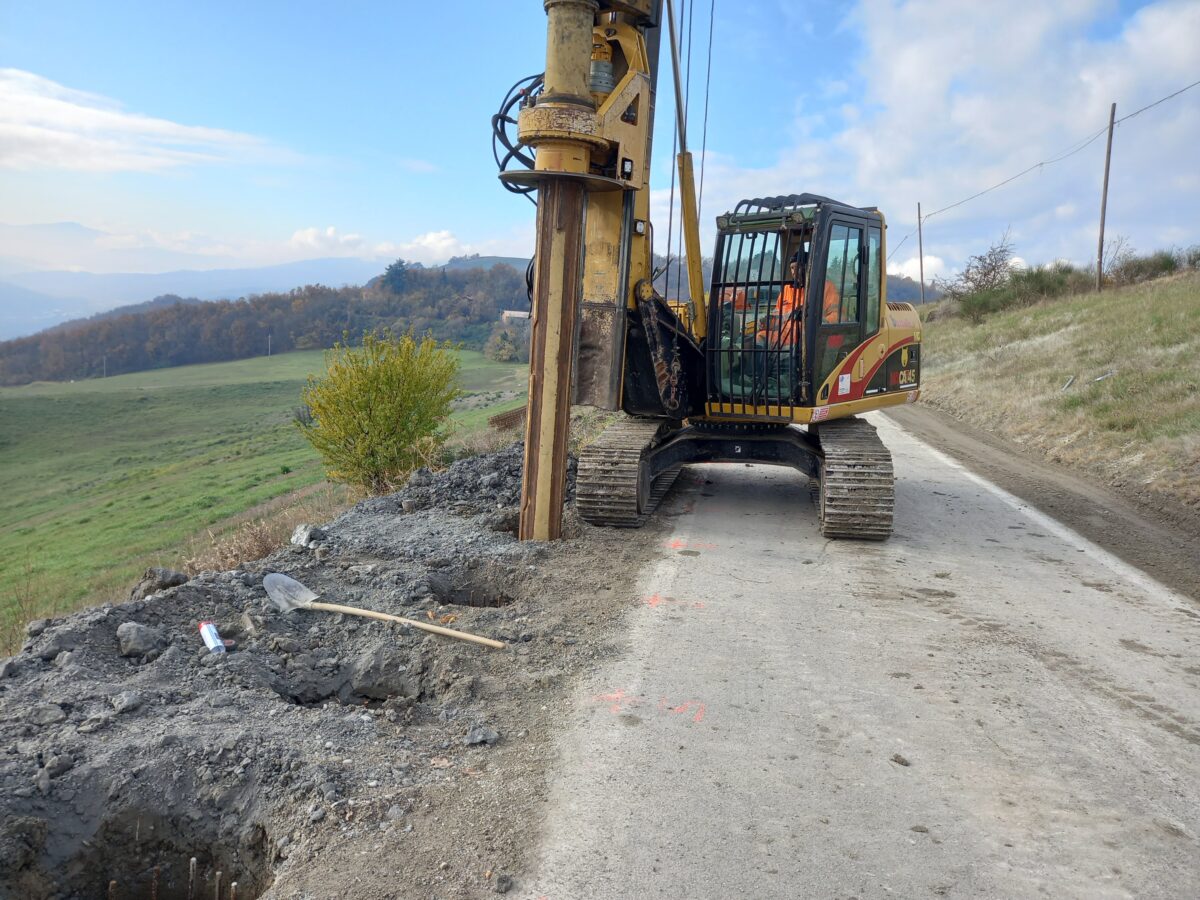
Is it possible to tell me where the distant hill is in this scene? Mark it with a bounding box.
[0,280,88,340]
[0,257,540,342]
[886,274,938,303]
[43,295,208,334]
[0,264,528,386]
[8,257,385,307]
[442,255,529,272]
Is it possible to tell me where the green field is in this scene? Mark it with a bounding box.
[0,349,525,640]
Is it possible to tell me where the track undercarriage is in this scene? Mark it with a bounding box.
[577,415,894,539]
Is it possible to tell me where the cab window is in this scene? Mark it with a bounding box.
[865,225,882,336]
[823,224,862,324]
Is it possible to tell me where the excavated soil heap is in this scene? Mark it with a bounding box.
[0,443,664,898]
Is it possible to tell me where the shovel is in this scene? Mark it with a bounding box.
[262,573,505,650]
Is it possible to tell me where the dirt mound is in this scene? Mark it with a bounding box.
[0,444,663,898]
[370,442,576,522]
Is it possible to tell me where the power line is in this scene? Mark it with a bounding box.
[886,75,1200,263]
[1116,77,1200,124]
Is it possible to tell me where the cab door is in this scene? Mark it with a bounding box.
[810,217,870,404]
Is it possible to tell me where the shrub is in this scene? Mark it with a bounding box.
[298,331,461,493]
[1110,249,1178,286]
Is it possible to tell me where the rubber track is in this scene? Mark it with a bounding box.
[815,417,894,540]
[576,418,681,528]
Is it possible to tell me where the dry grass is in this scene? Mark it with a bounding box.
[181,482,357,575]
[1,559,47,656]
[921,271,1200,508]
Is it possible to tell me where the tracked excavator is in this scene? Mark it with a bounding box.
[495,0,921,540]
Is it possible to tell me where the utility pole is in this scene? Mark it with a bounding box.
[268,332,272,357]
[917,202,925,304]
[102,354,107,378]
[1096,101,1116,292]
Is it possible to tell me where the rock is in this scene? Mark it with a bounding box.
[464,724,500,747]
[482,508,520,534]
[407,468,433,488]
[116,622,167,657]
[28,703,67,726]
[37,630,78,661]
[0,658,19,679]
[494,873,514,894]
[111,691,143,714]
[34,769,50,795]
[240,612,262,637]
[25,619,50,638]
[129,567,188,602]
[207,691,234,708]
[291,524,327,547]
[77,715,112,734]
[348,646,420,701]
[44,753,74,778]
[386,804,405,821]
[309,806,326,823]
[890,753,912,767]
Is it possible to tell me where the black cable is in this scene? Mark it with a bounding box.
[890,75,1200,256]
[492,72,543,205]
[1117,77,1200,124]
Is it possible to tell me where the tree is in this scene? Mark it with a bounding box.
[932,230,1015,304]
[382,258,409,294]
[297,331,461,493]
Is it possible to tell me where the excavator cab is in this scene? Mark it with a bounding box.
[704,193,900,420]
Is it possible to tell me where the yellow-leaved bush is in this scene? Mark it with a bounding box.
[298,331,461,493]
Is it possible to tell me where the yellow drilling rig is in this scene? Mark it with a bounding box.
[494,0,922,541]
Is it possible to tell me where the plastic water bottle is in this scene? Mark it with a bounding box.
[198,621,226,654]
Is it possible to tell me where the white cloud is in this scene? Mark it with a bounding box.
[894,254,945,283]
[0,214,537,273]
[0,68,287,172]
[658,1,1200,274]
[290,226,365,255]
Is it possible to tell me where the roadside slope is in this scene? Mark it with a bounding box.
[919,272,1200,511]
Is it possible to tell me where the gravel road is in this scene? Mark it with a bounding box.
[520,413,1200,899]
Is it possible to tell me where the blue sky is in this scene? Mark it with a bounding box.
[2,0,1198,282]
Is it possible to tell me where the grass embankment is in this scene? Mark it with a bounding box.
[0,350,525,650]
[921,271,1200,508]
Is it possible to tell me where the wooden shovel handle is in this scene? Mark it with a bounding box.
[308,600,505,650]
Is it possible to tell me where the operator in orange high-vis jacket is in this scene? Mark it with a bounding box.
[757,251,840,347]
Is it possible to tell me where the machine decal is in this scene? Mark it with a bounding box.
[811,406,830,422]
[838,373,851,396]
[824,336,917,404]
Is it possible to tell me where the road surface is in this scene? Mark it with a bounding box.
[520,413,1200,899]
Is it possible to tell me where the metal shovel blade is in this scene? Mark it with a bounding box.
[263,573,320,614]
